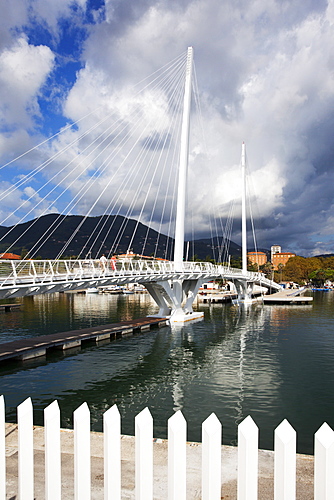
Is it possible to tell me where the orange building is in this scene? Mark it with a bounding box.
[271,252,295,270]
[0,252,21,260]
[247,251,267,267]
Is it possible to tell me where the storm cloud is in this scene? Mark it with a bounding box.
[0,0,334,256]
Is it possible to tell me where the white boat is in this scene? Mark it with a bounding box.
[86,287,99,294]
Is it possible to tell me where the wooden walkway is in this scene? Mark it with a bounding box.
[0,303,21,312]
[0,317,167,364]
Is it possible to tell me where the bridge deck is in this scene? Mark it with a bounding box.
[0,317,167,364]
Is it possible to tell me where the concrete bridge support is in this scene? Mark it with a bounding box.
[144,277,204,323]
[234,279,255,304]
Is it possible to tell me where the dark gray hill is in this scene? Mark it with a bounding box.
[0,214,242,261]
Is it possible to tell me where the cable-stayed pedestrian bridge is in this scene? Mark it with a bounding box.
[0,48,282,322]
[0,258,280,317]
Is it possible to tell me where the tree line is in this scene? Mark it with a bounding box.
[255,255,334,286]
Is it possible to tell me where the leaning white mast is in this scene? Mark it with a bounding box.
[174,47,193,272]
[241,142,247,275]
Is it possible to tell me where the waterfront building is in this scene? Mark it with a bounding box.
[271,251,296,270]
[247,251,267,268]
[270,245,295,270]
[270,245,281,261]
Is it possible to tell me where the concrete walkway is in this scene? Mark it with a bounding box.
[263,288,313,304]
[4,423,314,499]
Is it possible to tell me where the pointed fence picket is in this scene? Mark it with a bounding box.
[104,404,121,500]
[202,412,222,500]
[135,407,153,499]
[274,419,296,500]
[168,410,186,500]
[0,395,5,500]
[314,422,334,499]
[238,415,258,500]
[74,402,91,500]
[44,400,61,500]
[1,396,334,498]
[18,397,34,500]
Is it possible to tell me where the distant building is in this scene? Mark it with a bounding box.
[0,252,21,260]
[247,251,267,267]
[271,245,281,261]
[271,252,296,270]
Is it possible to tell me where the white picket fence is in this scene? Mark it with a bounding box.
[1,394,334,499]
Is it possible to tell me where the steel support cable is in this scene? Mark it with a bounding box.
[223,214,232,263]
[135,68,186,257]
[85,130,161,257]
[140,112,181,258]
[7,55,187,262]
[131,51,186,93]
[81,71,185,258]
[28,62,184,260]
[226,202,235,260]
[153,114,181,262]
[218,200,235,264]
[163,120,182,262]
[64,107,164,258]
[0,106,144,255]
[193,65,235,266]
[245,154,260,267]
[0,51,186,213]
[160,61,202,261]
[1,52,187,254]
[6,105,148,259]
[0,105,112,172]
[84,127,157,258]
[149,75,186,259]
[58,53,188,259]
[128,103,181,257]
[88,56,187,258]
[0,51,185,172]
[0,98,135,212]
[153,124,180,261]
[107,114,174,257]
[0,115,123,224]
[57,113,160,259]
[163,142,180,261]
[192,66,220,263]
[217,200,235,265]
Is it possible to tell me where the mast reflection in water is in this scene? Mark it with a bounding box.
[0,291,333,455]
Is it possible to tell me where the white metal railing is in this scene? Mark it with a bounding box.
[0,259,279,289]
[1,395,333,499]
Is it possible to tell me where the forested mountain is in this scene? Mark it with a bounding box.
[0,214,242,261]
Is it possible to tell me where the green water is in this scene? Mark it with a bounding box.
[0,290,333,454]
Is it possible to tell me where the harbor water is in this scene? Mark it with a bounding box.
[0,290,333,455]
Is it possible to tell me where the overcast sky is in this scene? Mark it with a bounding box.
[0,0,334,256]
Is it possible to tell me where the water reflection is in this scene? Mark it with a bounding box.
[0,291,333,453]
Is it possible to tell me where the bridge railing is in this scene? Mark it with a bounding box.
[0,259,278,290]
[0,259,220,283]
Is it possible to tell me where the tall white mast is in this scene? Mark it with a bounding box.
[241,142,247,275]
[174,47,193,272]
